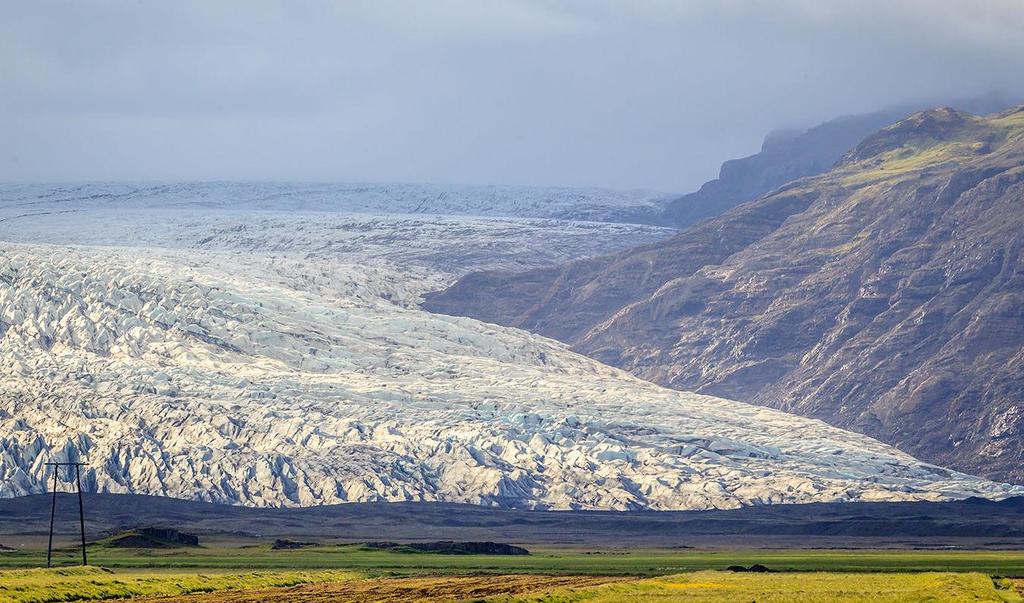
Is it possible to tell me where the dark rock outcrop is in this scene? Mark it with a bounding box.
[727,564,772,572]
[106,526,199,548]
[271,538,317,550]
[425,106,1024,484]
[7,493,1024,548]
[362,541,530,555]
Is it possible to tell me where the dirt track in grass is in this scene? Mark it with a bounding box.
[141,574,627,602]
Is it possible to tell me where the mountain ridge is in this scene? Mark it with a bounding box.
[659,96,1016,228]
[424,105,1024,484]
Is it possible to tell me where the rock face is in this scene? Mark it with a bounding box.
[662,109,910,228]
[424,106,1024,484]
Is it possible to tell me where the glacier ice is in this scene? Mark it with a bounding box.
[0,182,1021,510]
[1,243,1020,509]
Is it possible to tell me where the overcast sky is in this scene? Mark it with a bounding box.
[3,0,1024,192]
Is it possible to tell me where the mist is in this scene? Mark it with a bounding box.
[2,0,1023,192]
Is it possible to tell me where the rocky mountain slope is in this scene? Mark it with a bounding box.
[662,109,913,227]
[424,106,1024,484]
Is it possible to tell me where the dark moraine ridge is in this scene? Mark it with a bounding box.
[2,493,1023,550]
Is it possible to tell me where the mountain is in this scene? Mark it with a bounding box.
[1,183,1021,509]
[662,110,911,227]
[660,94,1018,228]
[424,106,1024,484]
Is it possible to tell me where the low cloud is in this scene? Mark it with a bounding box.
[2,0,1022,190]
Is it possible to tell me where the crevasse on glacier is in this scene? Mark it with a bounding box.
[1,244,1021,509]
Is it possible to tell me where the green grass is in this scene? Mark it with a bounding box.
[3,547,1023,602]
[4,565,1015,597]
[490,571,1023,602]
[4,567,1018,603]
[5,543,1024,576]
[835,107,1024,186]
[0,566,361,603]
[839,142,978,185]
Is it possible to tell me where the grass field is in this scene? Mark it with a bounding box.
[491,572,1024,602]
[0,566,360,602]
[6,542,1024,575]
[1,567,1021,602]
[3,543,1023,602]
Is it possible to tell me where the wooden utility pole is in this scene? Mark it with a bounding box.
[76,464,87,566]
[44,462,89,567]
[46,470,57,568]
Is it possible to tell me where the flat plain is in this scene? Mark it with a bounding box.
[3,495,1024,600]
[8,542,1024,574]
[2,565,1022,602]
[3,542,1024,602]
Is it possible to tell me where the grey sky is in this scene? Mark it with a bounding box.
[2,0,1023,192]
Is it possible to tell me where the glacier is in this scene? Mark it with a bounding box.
[0,183,1021,510]
[0,182,671,224]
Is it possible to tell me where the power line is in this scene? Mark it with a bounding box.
[44,462,89,567]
